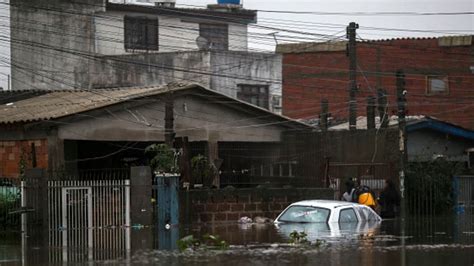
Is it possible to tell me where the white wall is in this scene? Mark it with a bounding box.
[94,11,248,55]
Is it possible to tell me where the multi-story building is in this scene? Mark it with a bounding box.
[277,36,474,128]
[10,0,282,113]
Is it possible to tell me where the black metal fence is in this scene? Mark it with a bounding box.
[0,177,21,230]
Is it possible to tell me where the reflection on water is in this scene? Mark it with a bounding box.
[1,216,474,265]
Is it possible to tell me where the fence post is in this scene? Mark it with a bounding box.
[130,166,153,251]
[24,168,48,263]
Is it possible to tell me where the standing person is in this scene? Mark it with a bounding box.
[341,179,355,202]
[378,179,400,219]
[354,179,377,210]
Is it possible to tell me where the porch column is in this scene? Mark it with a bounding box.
[47,128,64,173]
[207,141,220,188]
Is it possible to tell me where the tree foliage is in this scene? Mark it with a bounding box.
[406,158,464,215]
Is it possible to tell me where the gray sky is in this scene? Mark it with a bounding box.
[0,0,473,90]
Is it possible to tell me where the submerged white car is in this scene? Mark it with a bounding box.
[274,200,382,224]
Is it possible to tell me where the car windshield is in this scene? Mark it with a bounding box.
[278,205,330,223]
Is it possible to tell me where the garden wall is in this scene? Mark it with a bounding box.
[180,187,334,224]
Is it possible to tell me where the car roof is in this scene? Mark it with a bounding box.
[288,200,362,209]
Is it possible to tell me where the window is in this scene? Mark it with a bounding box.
[357,206,380,221]
[199,23,228,50]
[427,76,449,95]
[237,84,269,109]
[339,208,358,223]
[124,16,158,51]
[278,206,330,223]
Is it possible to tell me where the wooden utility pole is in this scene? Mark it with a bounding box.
[347,22,359,131]
[164,93,175,147]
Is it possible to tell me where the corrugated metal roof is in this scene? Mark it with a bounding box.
[0,83,195,124]
[0,83,314,130]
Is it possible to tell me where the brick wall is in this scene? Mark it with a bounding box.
[180,188,334,223]
[0,140,48,178]
[281,38,474,129]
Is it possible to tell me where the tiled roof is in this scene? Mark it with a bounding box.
[0,83,195,124]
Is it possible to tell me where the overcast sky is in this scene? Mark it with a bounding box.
[0,0,472,90]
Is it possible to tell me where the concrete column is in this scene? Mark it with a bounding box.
[130,166,153,250]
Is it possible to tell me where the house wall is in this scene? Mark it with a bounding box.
[0,139,48,178]
[210,51,282,113]
[407,129,473,162]
[84,51,212,88]
[280,37,474,129]
[94,11,248,55]
[10,0,106,90]
[84,51,282,113]
[56,93,288,142]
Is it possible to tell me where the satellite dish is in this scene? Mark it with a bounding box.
[196,36,210,50]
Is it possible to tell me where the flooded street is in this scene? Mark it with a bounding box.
[1,216,474,265]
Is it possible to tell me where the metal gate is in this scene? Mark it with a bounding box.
[48,180,131,262]
[454,175,474,214]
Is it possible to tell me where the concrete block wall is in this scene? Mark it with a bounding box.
[0,140,48,178]
[180,188,334,224]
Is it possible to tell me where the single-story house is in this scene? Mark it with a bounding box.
[0,83,313,187]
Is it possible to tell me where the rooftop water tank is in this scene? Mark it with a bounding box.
[217,0,240,5]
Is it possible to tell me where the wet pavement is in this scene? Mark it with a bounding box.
[1,216,474,265]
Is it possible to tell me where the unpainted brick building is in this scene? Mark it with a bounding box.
[277,36,474,129]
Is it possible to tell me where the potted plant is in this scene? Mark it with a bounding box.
[145,144,180,175]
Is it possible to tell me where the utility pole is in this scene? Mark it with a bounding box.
[366,96,375,130]
[396,70,407,213]
[396,69,407,266]
[347,22,359,131]
[320,99,329,131]
[164,93,175,148]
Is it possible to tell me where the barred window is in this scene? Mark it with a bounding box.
[427,76,449,95]
[237,84,269,109]
[199,23,228,51]
[124,16,158,51]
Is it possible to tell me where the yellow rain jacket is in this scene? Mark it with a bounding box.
[358,192,377,208]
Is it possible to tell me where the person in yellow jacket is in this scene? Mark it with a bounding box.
[353,180,377,210]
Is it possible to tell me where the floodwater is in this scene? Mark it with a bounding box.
[1,216,474,265]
